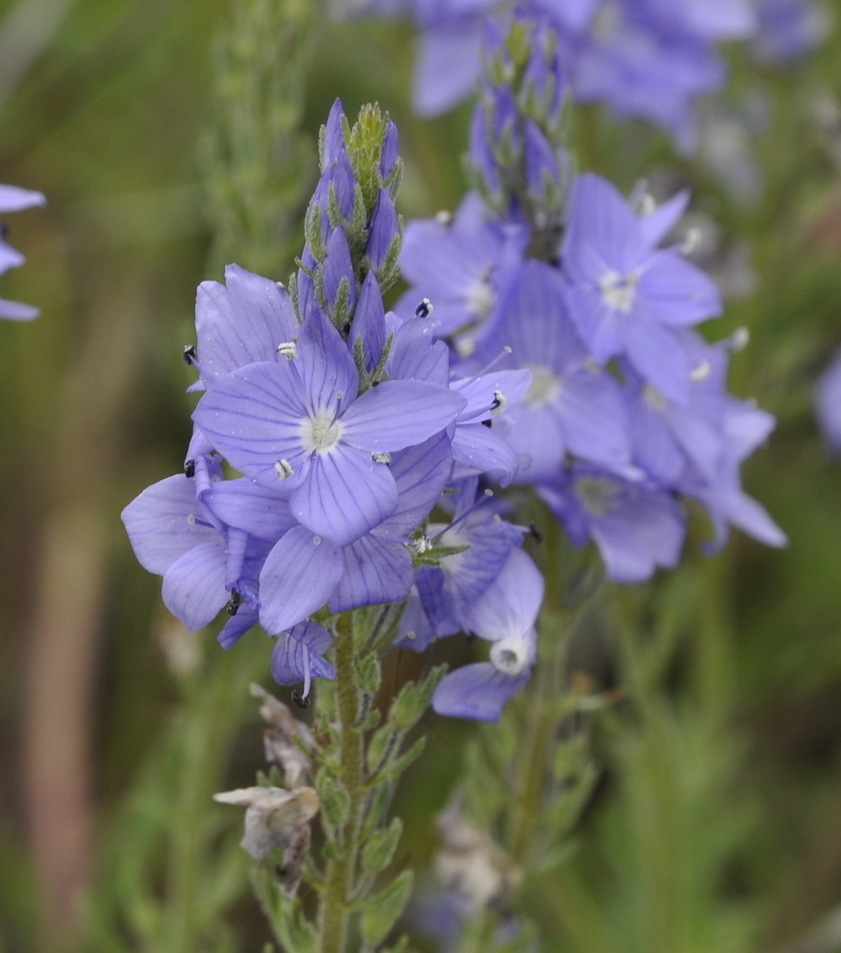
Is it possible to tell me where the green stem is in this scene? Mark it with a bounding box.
[509,514,567,863]
[318,620,367,953]
[508,657,559,863]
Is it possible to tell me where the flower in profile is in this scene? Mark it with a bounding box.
[0,184,45,320]
[432,547,543,721]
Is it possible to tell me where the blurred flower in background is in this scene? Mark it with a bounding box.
[0,183,44,320]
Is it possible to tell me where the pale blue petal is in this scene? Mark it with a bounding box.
[192,362,310,486]
[0,297,39,321]
[329,533,413,612]
[624,320,692,404]
[162,540,228,630]
[461,549,543,642]
[451,423,520,485]
[206,478,297,539]
[194,264,297,384]
[641,252,721,325]
[341,379,465,451]
[122,474,218,575]
[217,606,259,649]
[0,185,45,212]
[297,308,359,414]
[557,371,631,467]
[291,444,398,545]
[388,433,453,534]
[432,662,529,722]
[271,621,335,693]
[259,526,344,634]
[412,21,484,116]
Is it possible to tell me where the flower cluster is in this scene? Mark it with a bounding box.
[0,184,45,320]
[123,102,541,720]
[397,15,786,584]
[352,0,757,148]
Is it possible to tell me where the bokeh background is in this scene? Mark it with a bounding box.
[2,1,841,952]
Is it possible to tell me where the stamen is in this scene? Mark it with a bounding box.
[184,460,196,478]
[435,209,452,225]
[429,488,495,545]
[729,327,750,351]
[277,339,298,359]
[690,360,711,382]
[225,589,241,616]
[291,689,310,709]
[301,645,312,699]
[313,536,322,546]
[458,346,514,392]
[275,459,295,480]
[372,451,392,464]
[637,192,657,217]
[681,227,702,255]
[490,390,506,414]
[186,513,196,525]
[183,344,197,365]
[415,297,433,319]
[411,535,433,554]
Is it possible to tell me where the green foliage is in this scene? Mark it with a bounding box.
[361,818,404,876]
[83,638,268,953]
[359,870,414,947]
[203,0,324,276]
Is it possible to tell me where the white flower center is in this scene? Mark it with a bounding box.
[600,269,639,313]
[490,630,533,677]
[467,276,495,319]
[575,475,619,516]
[302,410,342,454]
[523,365,560,408]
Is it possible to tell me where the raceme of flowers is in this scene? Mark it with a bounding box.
[124,39,784,719]
[123,101,540,721]
[0,183,45,320]
[395,12,786,584]
[350,0,761,148]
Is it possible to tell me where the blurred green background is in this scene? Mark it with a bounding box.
[2,1,841,952]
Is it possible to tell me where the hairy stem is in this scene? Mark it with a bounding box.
[318,621,367,953]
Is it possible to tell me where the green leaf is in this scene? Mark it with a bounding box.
[374,736,426,786]
[361,817,403,874]
[315,766,350,831]
[389,666,447,733]
[366,724,394,775]
[359,869,413,946]
[356,653,382,696]
[412,543,470,567]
